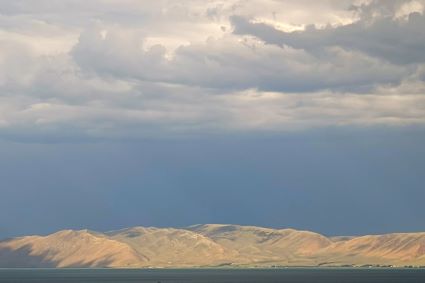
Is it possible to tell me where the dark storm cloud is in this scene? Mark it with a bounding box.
[231,11,425,65]
[1,127,425,238]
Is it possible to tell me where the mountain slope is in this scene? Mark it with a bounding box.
[1,225,425,268]
[316,232,425,266]
[187,224,332,265]
[0,230,146,267]
[106,227,239,266]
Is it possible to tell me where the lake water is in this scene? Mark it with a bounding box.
[0,268,424,283]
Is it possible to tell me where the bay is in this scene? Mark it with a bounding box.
[0,268,424,283]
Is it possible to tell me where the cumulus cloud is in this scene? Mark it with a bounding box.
[71,25,407,92]
[231,10,425,65]
[0,0,424,141]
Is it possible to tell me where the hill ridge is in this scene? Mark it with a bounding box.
[1,224,425,268]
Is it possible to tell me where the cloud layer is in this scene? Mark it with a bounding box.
[1,0,425,141]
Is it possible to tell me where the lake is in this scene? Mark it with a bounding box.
[0,268,424,282]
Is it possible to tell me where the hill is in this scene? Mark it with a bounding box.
[1,225,424,268]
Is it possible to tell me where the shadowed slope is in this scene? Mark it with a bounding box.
[0,230,146,267]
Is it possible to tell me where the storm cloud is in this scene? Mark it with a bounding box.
[0,0,424,141]
[1,1,425,238]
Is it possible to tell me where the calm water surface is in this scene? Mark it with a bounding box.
[0,268,424,283]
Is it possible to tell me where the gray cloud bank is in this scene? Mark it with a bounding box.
[1,0,425,141]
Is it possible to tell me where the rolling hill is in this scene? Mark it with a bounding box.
[1,225,424,268]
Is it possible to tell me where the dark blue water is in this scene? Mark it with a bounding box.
[0,268,424,283]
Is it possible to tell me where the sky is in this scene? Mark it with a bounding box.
[0,0,425,238]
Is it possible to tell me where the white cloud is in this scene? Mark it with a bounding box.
[71,27,408,92]
[395,0,424,19]
[0,0,424,141]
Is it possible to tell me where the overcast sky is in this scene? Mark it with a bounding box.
[1,0,425,238]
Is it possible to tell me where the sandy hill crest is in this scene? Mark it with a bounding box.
[1,225,425,268]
